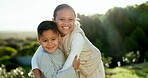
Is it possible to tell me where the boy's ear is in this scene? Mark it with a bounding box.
[37,40,41,45]
[52,18,55,22]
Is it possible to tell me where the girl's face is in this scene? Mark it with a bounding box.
[55,8,75,37]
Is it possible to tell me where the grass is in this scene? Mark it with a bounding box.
[106,62,148,78]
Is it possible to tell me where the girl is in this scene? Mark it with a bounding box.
[32,4,105,78]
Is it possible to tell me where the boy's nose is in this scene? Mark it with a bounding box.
[48,42,52,46]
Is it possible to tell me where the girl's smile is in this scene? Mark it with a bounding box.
[55,8,76,37]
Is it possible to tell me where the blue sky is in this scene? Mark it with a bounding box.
[0,0,147,31]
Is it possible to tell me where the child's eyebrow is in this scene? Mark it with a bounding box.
[41,38,46,40]
[51,36,58,38]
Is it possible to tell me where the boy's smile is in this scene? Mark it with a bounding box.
[38,29,60,53]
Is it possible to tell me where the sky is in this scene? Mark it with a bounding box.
[0,0,147,31]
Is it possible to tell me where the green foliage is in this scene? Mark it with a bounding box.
[123,37,138,52]
[144,51,148,62]
[0,39,7,46]
[0,64,34,78]
[0,56,20,71]
[122,51,140,64]
[106,62,148,78]
[17,42,39,57]
[78,2,148,67]
[102,53,112,68]
[1,62,147,78]
[0,46,17,57]
[5,42,21,50]
[0,56,11,62]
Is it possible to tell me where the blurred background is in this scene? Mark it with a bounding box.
[0,0,148,78]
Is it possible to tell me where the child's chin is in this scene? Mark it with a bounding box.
[47,51,54,53]
[46,49,56,53]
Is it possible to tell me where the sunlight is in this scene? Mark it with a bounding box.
[0,0,147,31]
[72,0,148,15]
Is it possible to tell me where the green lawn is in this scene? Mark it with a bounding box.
[106,62,148,78]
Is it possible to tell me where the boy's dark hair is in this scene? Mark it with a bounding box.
[53,4,76,19]
[37,21,59,39]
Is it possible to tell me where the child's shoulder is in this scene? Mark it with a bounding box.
[37,51,53,65]
[38,51,51,60]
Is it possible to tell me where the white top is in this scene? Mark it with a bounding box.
[31,33,84,71]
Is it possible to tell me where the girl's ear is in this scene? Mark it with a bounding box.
[37,40,41,45]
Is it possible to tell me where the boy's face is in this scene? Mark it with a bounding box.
[55,8,75,37]
[38,29,60,53]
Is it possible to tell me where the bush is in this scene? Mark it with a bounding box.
[5,42,21,50]
[0,55,10,61]
[122,51,140,65]
[0,46,17,57]
[17,42,39,57]
[144,51,148,62]
[0,56,19,71]
[0,39,7,46]
[0,64,34,78]
[102,53,112,68]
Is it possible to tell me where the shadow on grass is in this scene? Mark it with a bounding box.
[106,62,148,78]
[127,62,148,78]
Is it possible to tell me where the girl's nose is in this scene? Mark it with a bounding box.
[64,20,69,24]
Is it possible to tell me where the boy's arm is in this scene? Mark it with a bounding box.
[33,69,41,78]
[31,46,43,78]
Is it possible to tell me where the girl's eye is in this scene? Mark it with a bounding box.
[69,19,74,21]
[70,19,73,20]
[52,38,56,41]
[60,19,64,20]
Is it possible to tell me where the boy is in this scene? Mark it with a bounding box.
[32,21,79,78]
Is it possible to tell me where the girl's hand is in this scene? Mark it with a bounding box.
[73,55,80,70]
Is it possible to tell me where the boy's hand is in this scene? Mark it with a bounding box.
[73,55,80,70]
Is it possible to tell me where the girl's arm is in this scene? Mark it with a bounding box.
[31,45,43,69]
[31,45,43,78]
[39,53,77,78]
[60,33,84,71]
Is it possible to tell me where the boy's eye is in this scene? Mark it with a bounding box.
[43,40,47,42]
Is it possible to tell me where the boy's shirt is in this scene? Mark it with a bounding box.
[31,46,43,70]
[37,48,77,78]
